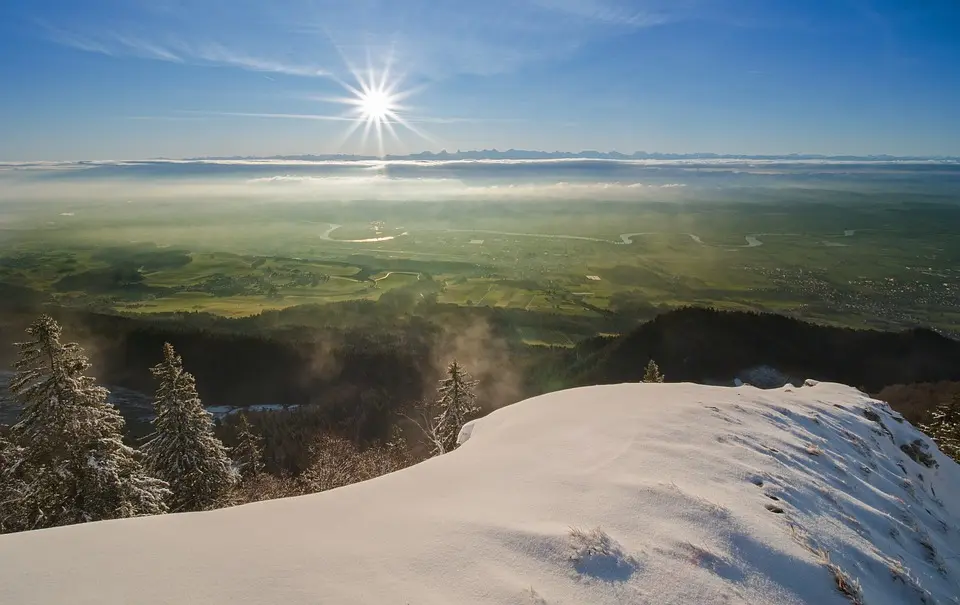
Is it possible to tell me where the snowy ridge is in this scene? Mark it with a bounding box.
[1,382,959,605]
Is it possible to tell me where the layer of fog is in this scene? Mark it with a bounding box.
[0,175,691,204]
[2,157,959,204]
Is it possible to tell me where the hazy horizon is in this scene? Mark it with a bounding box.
[7,149,960,163]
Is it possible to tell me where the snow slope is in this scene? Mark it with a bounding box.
[2,382,959,605]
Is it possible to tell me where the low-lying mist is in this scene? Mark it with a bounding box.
[3,157,958,206]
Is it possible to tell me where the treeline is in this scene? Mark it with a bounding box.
[0,316,483,535]
[0,302,549,441]
[565,307,960,392]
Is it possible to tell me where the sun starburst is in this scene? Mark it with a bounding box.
[329,53,429,157]
[357,89,394,121]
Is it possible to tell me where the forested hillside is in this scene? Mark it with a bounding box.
[2,304,958,444]
[566,307,960,391]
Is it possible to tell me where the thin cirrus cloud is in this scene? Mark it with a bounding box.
[125,111,521,125]
[36,0,696,81]
[41,25,330,78]
[188,43,329,77]
[529,0,675,27]
[178,111,354,122]
[304,0,690,78]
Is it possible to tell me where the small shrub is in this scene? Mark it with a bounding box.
[828,563,864,605]
[812,549,864,605]
[228,472,301,505]
[568,527,639,581]
[299,434,410,494]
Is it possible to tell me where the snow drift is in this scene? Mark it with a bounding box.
[1,382,959,605]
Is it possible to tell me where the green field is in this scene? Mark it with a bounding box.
[1,197,958,337]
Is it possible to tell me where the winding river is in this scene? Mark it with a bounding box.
[318,222,857,250]
[318,223,408,243]
[445,229,609,243]
[619,232,765,247]
[373,271,421,282]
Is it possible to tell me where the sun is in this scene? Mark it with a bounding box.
[327,53,431,157]
[358,89,394,121]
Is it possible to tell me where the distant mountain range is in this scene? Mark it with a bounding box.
[188,149,960,162]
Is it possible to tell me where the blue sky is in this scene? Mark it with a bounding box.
[2,0,959,160]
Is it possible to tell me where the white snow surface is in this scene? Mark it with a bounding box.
[2,382,960,605]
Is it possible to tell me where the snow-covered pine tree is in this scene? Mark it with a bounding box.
[430,360,480,455]
[233,412,265,478]
[0,435,28,534]
[142,343,235,512]
[920,393,960,463]
[643,359,665,383]
[10,315,169,529]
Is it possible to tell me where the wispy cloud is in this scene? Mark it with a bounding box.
[42,28,115,56]
[179,111,354,122]
[29,0,790,89]
[32,0,726,89]
[42,25,330,77]
[127,111,522,125]
[529,0,674,27]
[124,116,211,122]
[37,0,691,83]
[529,0,773,30]
[405,116,526,124]
[185,44,329,77]
[112,34,182,62]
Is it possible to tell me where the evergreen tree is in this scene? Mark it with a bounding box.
[233,413,265,478]
[427,360,480,455]
[643,359,665,383]
[10,315,169,529]
[920,393,960,463]
[142,343,235,512]
[0,436,28,534]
